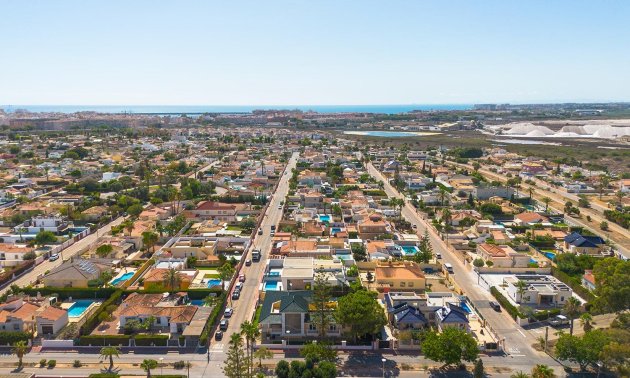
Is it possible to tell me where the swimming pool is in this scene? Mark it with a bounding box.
[541,251,556,261]
[268,268,282,276]
[264,281,279,291]
[68,300,96,317]
[207,279,222,288]
[190,300,204,306]
[330,227,342,234]
[529,258,537,264]
[400,245,419,255]
[110,272,134,286]
[318,215,331,223]
[460,302,472,314]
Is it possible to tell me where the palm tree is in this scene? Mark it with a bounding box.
[141,359,158,378]
[203,294,217,307]
[616,190,626,208]
[163,267,182,291]
[515,280,528,303]
[123,219,135,236]
[12,340,28,368]
[240,320,261,377]
[100,346,120,371]
[218,263,235,291]
[542,197,551,212]
[579,312,593,333]
[563,297,581,336]
[253,346,273,368]
[142,231,159,254]
[598,175,609,200]
[531,364,555,378]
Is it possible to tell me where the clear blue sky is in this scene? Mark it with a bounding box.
[1,0,629,105]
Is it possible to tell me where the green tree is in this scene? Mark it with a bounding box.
[12,340,28,368]
[510,372,530,378]
[421,328,479,367]
[311,272,332,340]
[275,360,290,378]
[223,333,248,378]
[473,258,484,268]
[473,358,484,378]
[592,258,630,313]
[253,346,273,368]
[100,346,120,371]
[142,231,159,253]
[96,244,113,258]
[351,243,367,262]
[127,203,144,217]
[531,364,555,378]
[601,341,630,376]
[162,267,182,291]
[218,262,235,291]
[579,313,593,333]
[240,320,260,377]
[299,341,337,362]
[34,230,57,246]
[541,197,552,212]
[335,289,386,343]
[563,297,581,335]
[141,358,158,378]
[555,330,610,371]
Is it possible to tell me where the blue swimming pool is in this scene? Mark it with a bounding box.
[460,302,472,314]
[264,281,279,291]
[542,251,556,261]
[330,227,342,234]
[319,215,331,223]
[110,272,134,286]
[207,279,222,288]
[400,245,419,255]
[268,268,282,276]
[68,300,96,317]
[191,300,204,306]
[529,258,537,264]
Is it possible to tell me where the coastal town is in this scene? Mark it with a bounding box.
[0,109,627,378]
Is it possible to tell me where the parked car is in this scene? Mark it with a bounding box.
[258,228,263,235]
[224,308,233,318]
[239,274,246,282]
[220,319,229,330]
[231,290,241,300]
[49,253,60,261]
[549,315,569,327]
[215,330,223,340]
[489,301,501,312]
[245,259,252,266]
[435,253,442,259]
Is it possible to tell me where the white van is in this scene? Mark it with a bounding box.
[444,263,454,274]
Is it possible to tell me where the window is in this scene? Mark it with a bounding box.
[408,282,414,287]
[308,324,317,331]
[560,297,564,302]
[400,282,406,287]
[329,324,337,332]
[13,324,20,330]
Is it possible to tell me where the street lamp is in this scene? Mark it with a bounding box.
[160,357,164,376]
[286,330,290,346]
[381,358,386,378]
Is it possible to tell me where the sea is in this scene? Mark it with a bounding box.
[1,104,472,115]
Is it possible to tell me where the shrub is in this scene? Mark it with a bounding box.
[73,359,82,367]
[89,374,120,378]
[47,360,56,368]
[39,359,47,367]
[80,289,123,336]
[490,286,522,320]
[199,292,227,345]
[174,360,186,369]
[20,286,118,300]
[0,331,32,344]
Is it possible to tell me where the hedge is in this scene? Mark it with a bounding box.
[134,334,169,346]
[21,286,118,300]
[80,289,124,336]
[550,267,595,303]
[0,331,32,344]
[490,286,523,320]
[121,259,153,289]
[78,334,130,346]
[199,292,227,345]
[185,288,224,300]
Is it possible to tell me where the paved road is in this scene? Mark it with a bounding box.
[451,162,630,258]
[0,216,126,296]
[0,349,567,377]
[365,162,560,370]
[213,152,299,355]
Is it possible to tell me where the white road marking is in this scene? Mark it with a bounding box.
[517,329,526,337]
